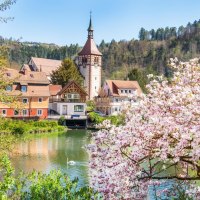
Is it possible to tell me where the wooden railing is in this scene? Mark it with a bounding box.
[49,97,86,103]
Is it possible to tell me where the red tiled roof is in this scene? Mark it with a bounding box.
[105,80,143,96]
[4,69,49,84]
[49,85,62,96]
[78,38,102,56]
[30,57,62,76]
[3,68,50,97]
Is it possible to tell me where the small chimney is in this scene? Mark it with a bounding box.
[24,66,28,75]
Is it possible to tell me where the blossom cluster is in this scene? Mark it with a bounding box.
[88,58,200,199]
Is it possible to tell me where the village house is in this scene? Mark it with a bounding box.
[22,15,102,102]
[49,81,87,118]
[95,80,143,115]
[22,57,62,80]
[0,67,50,119]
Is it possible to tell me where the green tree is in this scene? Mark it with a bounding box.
[0,0,16,23]
[139,27,146,40]
[0,155,100,200]
[128,66,157,93]
[50,58,83,86]
[0,46,15,103]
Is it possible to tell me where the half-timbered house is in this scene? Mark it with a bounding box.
[49,81,87,117]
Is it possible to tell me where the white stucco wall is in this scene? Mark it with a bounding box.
[79,55,102,100]
[90,65,101,100]
[49,103,86,116]
[79,65,90,96]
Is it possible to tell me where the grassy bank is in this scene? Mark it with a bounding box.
[0,118,65,135]
[0,118,66,155]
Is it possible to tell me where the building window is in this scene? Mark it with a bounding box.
[2,109,6,116]
[95,77,97,80]
[116,98,118,102]
[22,109,28,116]
[115,107,118,112]
[37,109,43,116]
[38,97,43,103]
[67,93,80,99]
[74,105,84,112]
[14,110,19,116]
[129,90,131,93]
[125,90,127,93]
[94,57,99,63]
[121,90,123,93]
[82,57,87,64]
[22,98,28,104]
[21,85,27,92]
[6,85,12,91]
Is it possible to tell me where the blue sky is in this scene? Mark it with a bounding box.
[1,0,200,46]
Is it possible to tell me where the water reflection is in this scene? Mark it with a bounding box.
[11,130,90,186]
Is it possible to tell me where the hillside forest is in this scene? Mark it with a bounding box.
[1,19,200,91]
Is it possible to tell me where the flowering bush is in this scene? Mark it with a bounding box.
[88,58,200,199]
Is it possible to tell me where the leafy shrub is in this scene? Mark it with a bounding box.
[88,112,125,126]
[11,125,27,135]
[88,112,105,124]
[107,115,125,126]
[86,100,95,111]
[0,155,100,200]
[58,116,65,125]
[0,119,63,135]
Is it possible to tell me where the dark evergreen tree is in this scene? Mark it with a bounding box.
[139,28,146,40]
[50,58,83,87]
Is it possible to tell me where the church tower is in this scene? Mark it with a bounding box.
[78,14,102,100]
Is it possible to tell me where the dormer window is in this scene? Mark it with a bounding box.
[6,85,12,91]
[38,97,43,103]
[21,85,27,92]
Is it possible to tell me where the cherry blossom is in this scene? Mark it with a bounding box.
[88,58,200,199]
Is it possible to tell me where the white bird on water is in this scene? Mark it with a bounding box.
[67,160,76,165]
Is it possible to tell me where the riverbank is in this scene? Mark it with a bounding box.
[0,118,65,134]
[0,118,66,155]
[0,129,99,200]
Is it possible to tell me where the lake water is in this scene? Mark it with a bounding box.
[11,130,91,187]
[10,129,174,199]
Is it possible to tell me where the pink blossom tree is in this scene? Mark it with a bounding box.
[88,58,200,199]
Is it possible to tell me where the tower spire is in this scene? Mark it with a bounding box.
[88,11,94,38]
